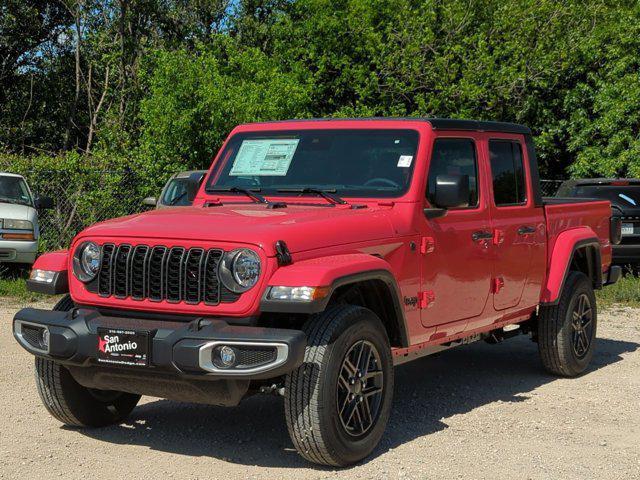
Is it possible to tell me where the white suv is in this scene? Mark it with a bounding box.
[0,173,52,265]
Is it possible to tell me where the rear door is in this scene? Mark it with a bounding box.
[487,137,545,310]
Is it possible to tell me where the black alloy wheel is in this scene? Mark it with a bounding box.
[336,340,384,437]
[571,293,594,359]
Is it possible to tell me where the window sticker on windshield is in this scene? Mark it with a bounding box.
[397,155,413,167]
[230,139,300,176]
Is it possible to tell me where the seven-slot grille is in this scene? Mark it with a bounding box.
[97,244,229,305]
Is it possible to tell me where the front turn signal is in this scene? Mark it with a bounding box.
[3,232,35,240]
[267,286,331,302]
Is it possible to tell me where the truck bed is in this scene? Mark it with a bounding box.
[543,197,612,272]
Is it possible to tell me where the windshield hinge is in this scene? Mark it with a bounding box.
[267,202,287,209]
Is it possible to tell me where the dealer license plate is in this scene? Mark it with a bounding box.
[622,223,634,236]
[97,328,149,367]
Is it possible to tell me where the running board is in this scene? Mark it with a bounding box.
[392,333,486,366]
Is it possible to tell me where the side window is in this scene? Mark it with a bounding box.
[489,140,526,206]
[427,138,478,207]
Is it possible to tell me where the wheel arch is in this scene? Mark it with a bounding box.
[260,254,409,348]
[323,272,409,348]
[541,230,602,305]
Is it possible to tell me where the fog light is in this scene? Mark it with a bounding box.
[212,345,236,368]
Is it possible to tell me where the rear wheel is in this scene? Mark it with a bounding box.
[34,295,140,427]
[538,271,597,377]
[284,305,394,466]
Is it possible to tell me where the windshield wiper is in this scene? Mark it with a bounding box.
[276,187,347,205]
[208,186,269,204]
[169,191,187,205]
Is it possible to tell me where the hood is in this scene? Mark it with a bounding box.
[0,202,34,221]
[78,203,398,255]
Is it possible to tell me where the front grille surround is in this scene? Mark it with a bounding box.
[97,243,236,305]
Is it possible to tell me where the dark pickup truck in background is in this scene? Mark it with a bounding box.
[557,178,640,271]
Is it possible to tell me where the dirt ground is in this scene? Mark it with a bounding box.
[1,299,639,480]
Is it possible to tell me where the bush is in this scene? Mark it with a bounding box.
[597,272,640,308]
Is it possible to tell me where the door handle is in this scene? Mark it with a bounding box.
[472,230,493,242]
[517,225,536,235]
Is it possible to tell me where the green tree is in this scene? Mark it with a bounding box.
[566,3,640,178]
[136,37,311,185]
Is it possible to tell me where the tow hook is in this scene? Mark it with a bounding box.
[259,383,285,396]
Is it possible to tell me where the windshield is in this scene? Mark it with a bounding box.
[161,177,200,206]
[573,185,640,207]
[0,176,33,206]
[205,129,419,198]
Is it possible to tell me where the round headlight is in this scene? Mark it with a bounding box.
[219,248,261,293]
[232,249,261,287]
[73,241,101,282]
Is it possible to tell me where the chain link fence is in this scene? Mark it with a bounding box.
[28,170,146,251]
[540,179,565,197]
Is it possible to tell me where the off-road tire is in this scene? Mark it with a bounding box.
[284,305,394,466]
[538,271,597,377]
[34,295,140,427]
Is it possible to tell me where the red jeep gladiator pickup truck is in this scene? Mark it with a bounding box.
[13,118,622,466]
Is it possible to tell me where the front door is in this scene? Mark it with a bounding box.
[420,136,493,329]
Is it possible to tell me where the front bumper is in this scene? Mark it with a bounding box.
[13,307,306,380]
[0,239,37,264]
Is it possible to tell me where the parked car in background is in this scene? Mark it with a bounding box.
[0,173,53,266]
[557,178,640,270]
[142,170,207,208]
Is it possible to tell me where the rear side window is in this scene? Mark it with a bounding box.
[427,138,479,207]
[489,140,526,206]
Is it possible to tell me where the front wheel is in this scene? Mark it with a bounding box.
[284,305,394,466]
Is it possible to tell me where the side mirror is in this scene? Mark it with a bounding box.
[424,174,469,219]
[35,196,54,210]
[433,174,469,208]
[142,196,157,207]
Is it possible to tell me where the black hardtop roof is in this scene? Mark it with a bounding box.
[250,117,532,135]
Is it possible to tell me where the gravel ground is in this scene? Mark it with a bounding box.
[1,299,639,480]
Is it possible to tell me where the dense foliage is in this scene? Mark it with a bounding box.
[2,0,640,185]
